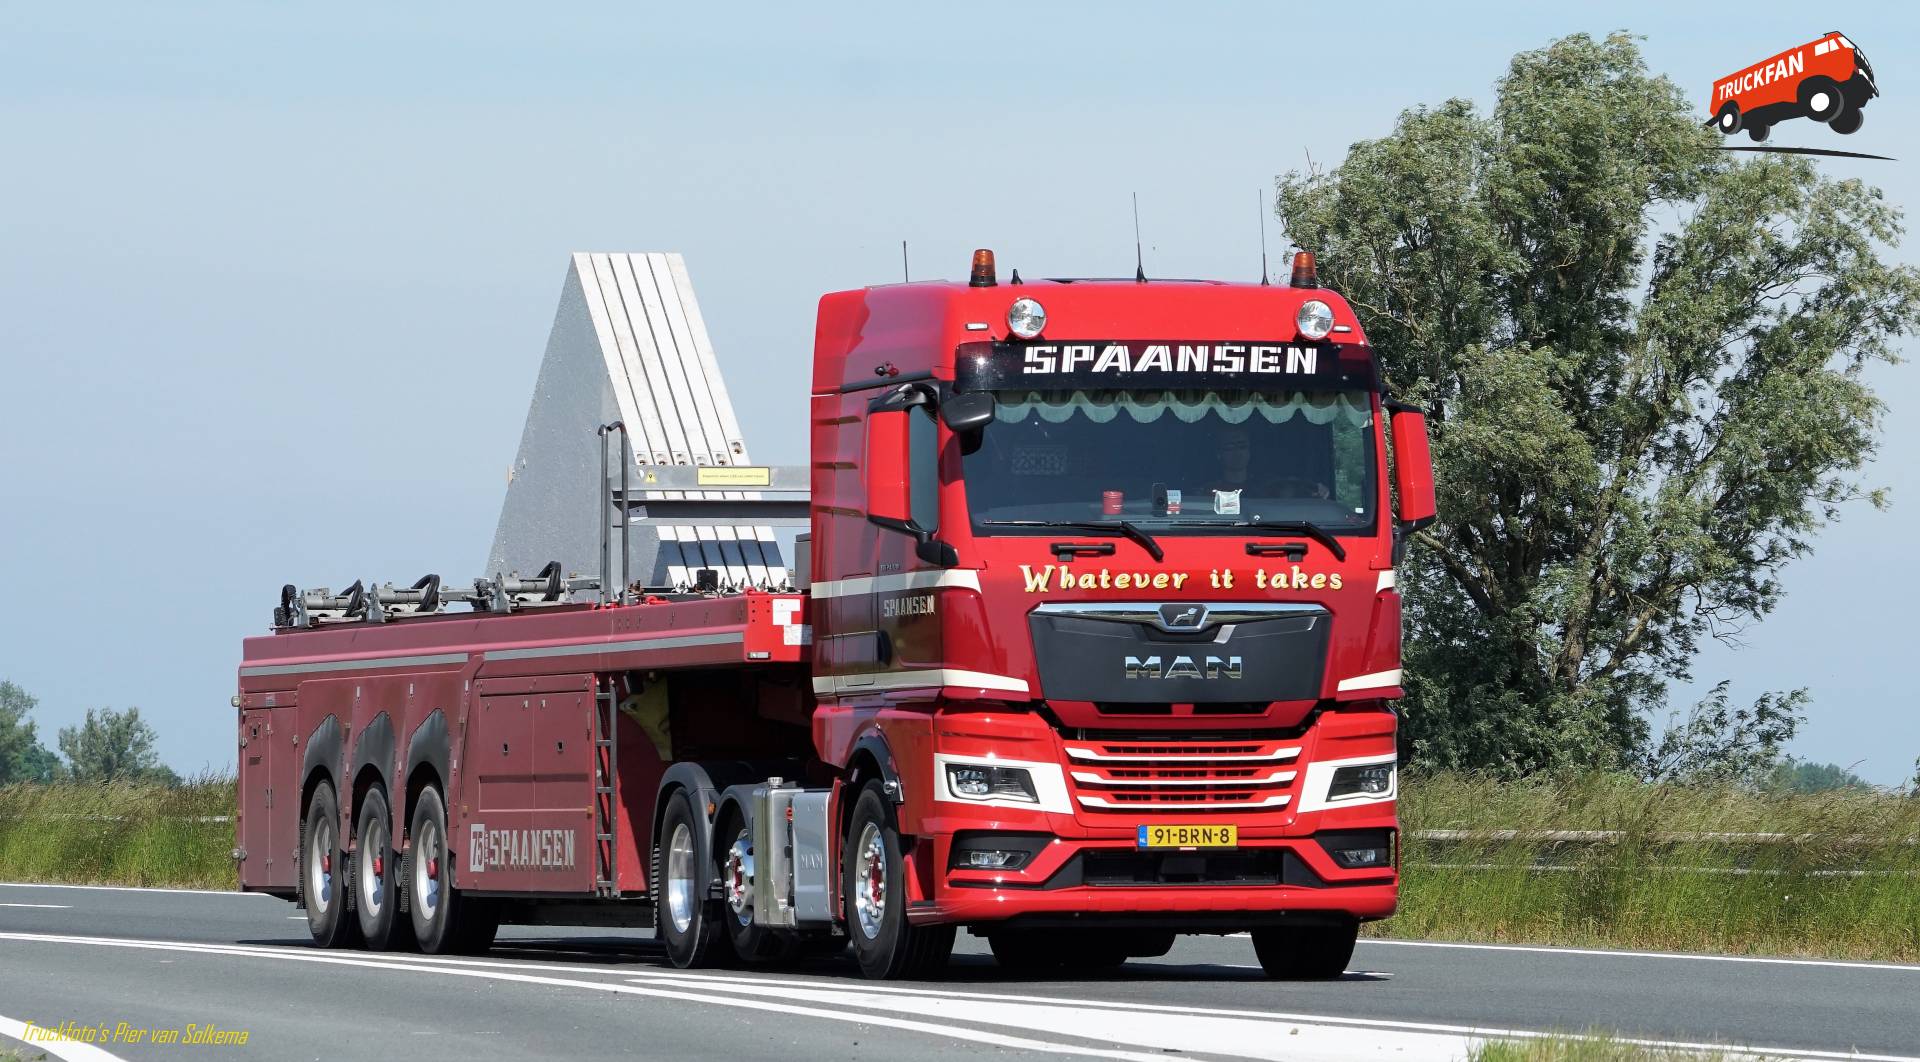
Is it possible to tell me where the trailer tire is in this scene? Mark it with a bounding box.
[844,781,954,979]
[719,808,799,963]
[353,786,412,951]
[1251,919,1358,980]
[656,789,725,968]
[301,781,360,949]
[407,785,471,954]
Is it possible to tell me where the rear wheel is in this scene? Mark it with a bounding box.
[1251,920,1358,980]
[655,789,725,968]
[720,809,798,963]
[1715,102,1741,135]
[408,785,484,954]
[353,787,412,950]
[844,781,954,979]
[1747,122,1770,143]
[301,781,360,949]
[1831,108,1864,135]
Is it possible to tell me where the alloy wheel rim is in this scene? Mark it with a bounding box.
[854,823,886,940]
[414,820,440,918]
[725,830,754,928]
[666,823,696,935]
[309,819,333,913]
[360,819,385,916]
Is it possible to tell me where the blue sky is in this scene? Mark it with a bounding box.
[2,2,1917,782]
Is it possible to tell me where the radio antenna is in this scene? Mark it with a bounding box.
[1132,192,1146,282]
[901,240,909,282]
[1258,188,1271,285]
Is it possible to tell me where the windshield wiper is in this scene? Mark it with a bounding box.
[981,519,1165,562]
[1168,517,1347,561]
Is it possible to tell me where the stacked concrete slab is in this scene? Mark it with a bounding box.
[489,253,789,591]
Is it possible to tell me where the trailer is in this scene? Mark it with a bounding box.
[236,248,1437,979]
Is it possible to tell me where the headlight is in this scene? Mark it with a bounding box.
[1297,299,1335,340]
[1007,298,1047,339]
[945,763,1039,803]
[1327,762,1394,800]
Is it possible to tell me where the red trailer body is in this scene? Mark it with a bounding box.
[236,251,1437,979]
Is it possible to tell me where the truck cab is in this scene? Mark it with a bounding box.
[805,250,1435,975]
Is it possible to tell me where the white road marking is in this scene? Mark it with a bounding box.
[1362,937,1920,973]
[6,932,1912,1062]
[0,882,263,898]
[0,903,71,909]
[0,1013,128,1061]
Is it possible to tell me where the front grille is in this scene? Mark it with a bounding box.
[1061,734,1302,812]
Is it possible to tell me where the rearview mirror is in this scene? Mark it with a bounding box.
[1389,408,1437,530]
[864,408,914,530]
[941,392,996,433]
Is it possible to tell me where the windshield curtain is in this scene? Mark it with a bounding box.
[961,388,1377,534]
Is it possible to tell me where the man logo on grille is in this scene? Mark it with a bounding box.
[1158,603,1208,631]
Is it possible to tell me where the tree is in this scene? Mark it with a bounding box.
[1761,756,1870,794]
[56,706,178,785]
[1277,33,1920,774]
[0,680,63,784]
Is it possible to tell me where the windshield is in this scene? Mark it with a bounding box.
[961,389,1377,535]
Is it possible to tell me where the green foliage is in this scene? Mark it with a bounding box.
[56,706,178,785]
[0,680,63,784]
[1474,1034,1727,1061]
[1762,756,1870,794]
[1278,33,1920,774]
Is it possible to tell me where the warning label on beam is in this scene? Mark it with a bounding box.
[697,466,773,487]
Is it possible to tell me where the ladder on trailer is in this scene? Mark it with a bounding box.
[592,676,619,897]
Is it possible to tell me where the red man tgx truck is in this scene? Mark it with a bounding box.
[234,248,1437,979]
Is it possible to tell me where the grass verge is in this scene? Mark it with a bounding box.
[0,777,235,890]
[1473,1032,1731,1061]
[1378,772,1920,962]
[2,772,1916,962]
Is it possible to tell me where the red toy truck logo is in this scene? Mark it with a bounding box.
[1711,31,1878,141]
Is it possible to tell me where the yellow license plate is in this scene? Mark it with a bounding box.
[1137,824,1238,849]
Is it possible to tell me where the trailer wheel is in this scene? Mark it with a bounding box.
[1714,102,1741,135]
[408,785,474,954]
[655,789,725,968]
[843,781,954,979]
[353,786,412,950]
[301,781,360,949]
[1830,108,1864,135]
[1250,919,1358,980]
[719,808,799,963]
[1799,76,1845,122]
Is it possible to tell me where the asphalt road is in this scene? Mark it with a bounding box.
[1,883,1915,1061]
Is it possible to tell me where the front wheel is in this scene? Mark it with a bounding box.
[1800,76,1845,122]
[1746,122,1770,143]
[844,781,954,979]
[1251,920,1358,980]
[1830,108,1864,135]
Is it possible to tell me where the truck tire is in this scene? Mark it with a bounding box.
[353,786,412,951]
[1830,108,1864,135]
[1714,102,1741,135]
[719,808,798,963]
[655,789,726,968]
[1251,920,1358,980]
[1746,122,1770,143]
[407,785,476,954]
[301,781,360,949]
[844,781,954,979]
[1799,76,1845,122]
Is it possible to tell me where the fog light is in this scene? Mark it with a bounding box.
[1328,762,1394,800]
[961,849,1027,870]
[1332,846,1389,869]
